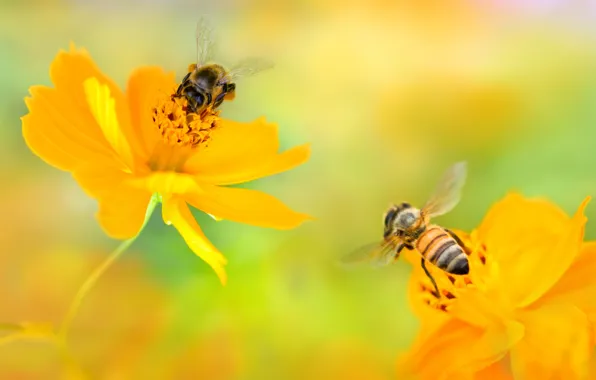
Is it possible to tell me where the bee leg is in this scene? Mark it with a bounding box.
[394,243,414,259]
[175,72,192,96]
[394,244,405,260]
[420,258,440,298]
[445,228,471,255]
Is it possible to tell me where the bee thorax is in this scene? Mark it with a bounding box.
[394,207,421,229]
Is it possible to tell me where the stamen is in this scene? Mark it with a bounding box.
[148,91,222,172]
[478,244,487,264]
[442,290,456,299]
[152,95,220,149]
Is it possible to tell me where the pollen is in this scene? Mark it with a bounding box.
[152,94,221,149]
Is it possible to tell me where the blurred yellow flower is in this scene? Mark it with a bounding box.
[21,44,311,284]
[399,193,595,380]
[0,248,168,379]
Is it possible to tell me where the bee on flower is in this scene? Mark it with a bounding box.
[21,23,311,285]
[342,162,470,299]
[398,193,596,380]
[175,20,273,116]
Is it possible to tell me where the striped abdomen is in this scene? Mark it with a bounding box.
[415,225,469,275]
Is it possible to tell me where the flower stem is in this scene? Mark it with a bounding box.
[0,322,22,332]
[57,193,160,342]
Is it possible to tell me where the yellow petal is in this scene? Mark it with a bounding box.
[540,242,596,329]
[399,318,512,379]
[518,197,589,307]
[74,165,152,239]
[51,44,145,160]
[510,304,592,380]
[130,172,199,195]
[126,66,176,160]
[476,193,569,246]
[185,183,313,229]
[449,287,515,329]
[184,117,311,185]
[0,322,55,345]
[476,194,589,307]
[162,196,227,284]
[22,85,119,172]
[84,77,134,171]
[472,359,514,380]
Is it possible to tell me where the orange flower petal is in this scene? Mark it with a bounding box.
[476,193,569,245]
[50,44,145,159]
[126,66,176,159]
[398,318,519,380]
[22,85,118,171]
[540,242,596,325]
[476,194,588,307]
[184,117,310,185]
[0,322,54,346]
[518,197,589,307]
[510,304,592,380]
[83,77,134,171]
[74,165,152,239]
[473,359,514,380]
[96,190,153,240]
[185,183,312,229]
[162,196,227,284]
[450,288,515,329]
[131,172,199,195]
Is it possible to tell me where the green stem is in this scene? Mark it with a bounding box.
[57,193,160,342]
[0,323,22,332]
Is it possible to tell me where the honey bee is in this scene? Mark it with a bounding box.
[342,162,470,297]
[175,19,274,114]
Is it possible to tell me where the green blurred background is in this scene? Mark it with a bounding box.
[2,0,596,378]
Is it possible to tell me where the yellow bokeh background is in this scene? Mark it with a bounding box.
[2,0,596,378]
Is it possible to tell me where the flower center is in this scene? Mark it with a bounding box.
[418,243,487,312]
[152,95,221,149]
[148,92,221,172]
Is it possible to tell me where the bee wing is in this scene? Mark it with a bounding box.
[422,161,467,218]
[339,237,402,269]
[196,18,215,67]
[227,57,274,81]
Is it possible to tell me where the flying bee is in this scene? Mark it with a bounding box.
[342,162,470,297]
[175,19,274,114]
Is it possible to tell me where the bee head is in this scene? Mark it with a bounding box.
[382,206,398,238]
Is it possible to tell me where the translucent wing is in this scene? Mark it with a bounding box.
[227,57,274,81]
[196,18,215,67]
[422,161,467,218]
[339,237,402,269]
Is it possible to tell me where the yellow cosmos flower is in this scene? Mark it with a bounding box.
[21,44,311,285]
[398,193,595,380]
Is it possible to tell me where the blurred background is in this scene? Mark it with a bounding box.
[2,0,596,378]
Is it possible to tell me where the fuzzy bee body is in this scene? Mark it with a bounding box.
[176,20,273,116]
[382,202,469,276]
[176,64,236,114]
[415,226,468,275]
[343,162,469,297]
